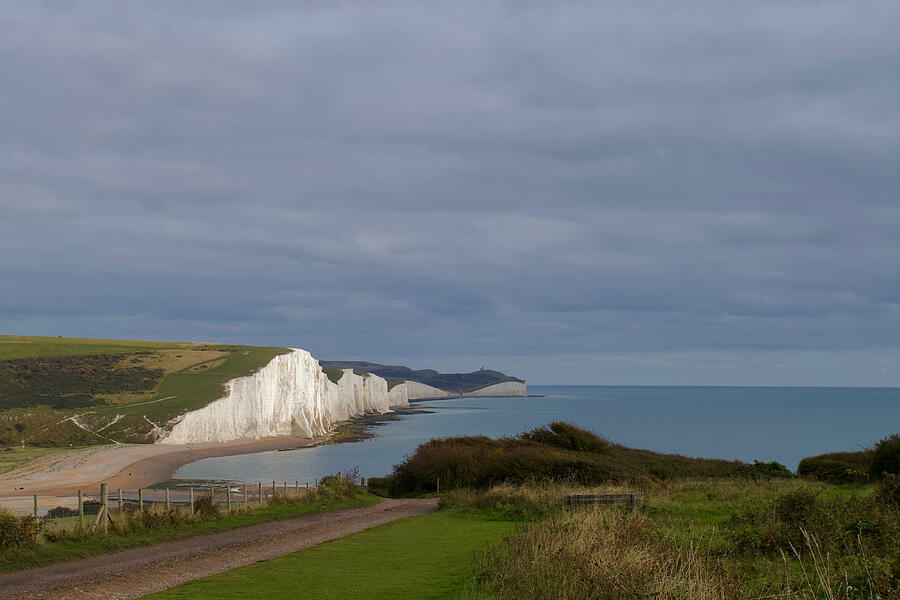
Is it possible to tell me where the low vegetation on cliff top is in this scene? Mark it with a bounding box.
[374,421,791,496]
[0,335,290,448]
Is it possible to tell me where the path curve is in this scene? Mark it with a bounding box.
[0,497,439,600]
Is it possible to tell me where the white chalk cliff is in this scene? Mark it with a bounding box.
[404,380,527,399]
[160,348,408,444]
[404,380,455,400]
[463,381,527,397]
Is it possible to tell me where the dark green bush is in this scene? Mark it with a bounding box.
[384,424,750,496]
[871,433,900,479]
[729,487,900,565]
[46,506,78,518]
[0,511,40,550]
[520,422,610,453]
[797,451,872,484]
[735,460,793,480]
[875,473,900,507]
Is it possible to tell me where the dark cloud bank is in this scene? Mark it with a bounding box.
[2,1,900,384]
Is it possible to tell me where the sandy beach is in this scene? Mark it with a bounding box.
[0,436,322,514]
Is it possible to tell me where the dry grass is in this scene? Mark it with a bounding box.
[96,350,229,405]
[465,507,738,600]
[456,479,899,599]
[443,479,636,519]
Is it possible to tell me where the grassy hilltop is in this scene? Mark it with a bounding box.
[319,360,523,394]
[0,335,290,450]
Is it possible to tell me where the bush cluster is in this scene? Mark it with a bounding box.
[0,511,40,550]
[728,487,900,591]
[385,422,788,495]
[872,434,900,479]
[797,451,872,484]
[519,422,610,453]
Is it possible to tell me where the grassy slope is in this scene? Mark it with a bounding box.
[0,336,291,445]
[0,491,379,573]
[0,335,184,360]
[142,511,516,600]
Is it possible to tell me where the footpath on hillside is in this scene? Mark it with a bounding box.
[0,497,439,600]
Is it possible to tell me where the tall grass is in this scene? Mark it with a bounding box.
[465,507,738,600]
[456,479,900,599]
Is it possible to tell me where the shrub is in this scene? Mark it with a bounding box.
[384,424,753,496]
[0,510,40,550]
[519,422,610,453]
[798,451,872,484]
[735,460,793,480]
[875,473,900,507]
[46,506,78,518]
[126,505,191,531]
[193,494,219,518]
[871,433,900,479]
[317,468,359,499]
[729,486,900,566]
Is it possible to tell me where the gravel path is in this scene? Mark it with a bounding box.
[0,497,439,599]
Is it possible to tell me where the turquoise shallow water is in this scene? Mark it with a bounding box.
[174,385,900,483]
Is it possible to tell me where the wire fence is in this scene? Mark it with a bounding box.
[4,474,370,533]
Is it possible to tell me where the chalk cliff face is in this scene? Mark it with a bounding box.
[405,380,454,400]
[387,382,409,406]
[463,381,527,397]
[160,349,408,444]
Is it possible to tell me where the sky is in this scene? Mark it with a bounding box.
[2,1,900,386]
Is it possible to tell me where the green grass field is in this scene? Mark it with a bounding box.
[142,510,516,600]
[0,335,184,361]
[0,336,291,446]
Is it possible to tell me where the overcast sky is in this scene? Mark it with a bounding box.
[2,1,900,385]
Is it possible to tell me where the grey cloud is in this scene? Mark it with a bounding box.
[2,1,900,384]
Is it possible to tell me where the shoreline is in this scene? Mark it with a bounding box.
[0,435,322,500]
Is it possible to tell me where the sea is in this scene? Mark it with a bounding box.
[173,385,900,484]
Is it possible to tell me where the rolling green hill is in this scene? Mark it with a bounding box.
[319,360,523,394]
[0,335,290,447]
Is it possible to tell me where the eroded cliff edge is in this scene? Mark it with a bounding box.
[160,349,408,444]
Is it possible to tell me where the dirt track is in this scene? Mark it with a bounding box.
[0,497,439,599]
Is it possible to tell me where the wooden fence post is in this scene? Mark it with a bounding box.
[138,489,144,512]
[257,482,262,502]
[272,480,276,497]
[283,481,287,495]
[243,483,247,505]
[436,478,440,494]
[165,488,170,510]
[306,481,309,493]
[295,480,299,494]
[227,486,232,511]
[78,489,84,529]
[33,494,38,518]
[189,486,194,515]
[100,483,109,533]
[118,488,123,513]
